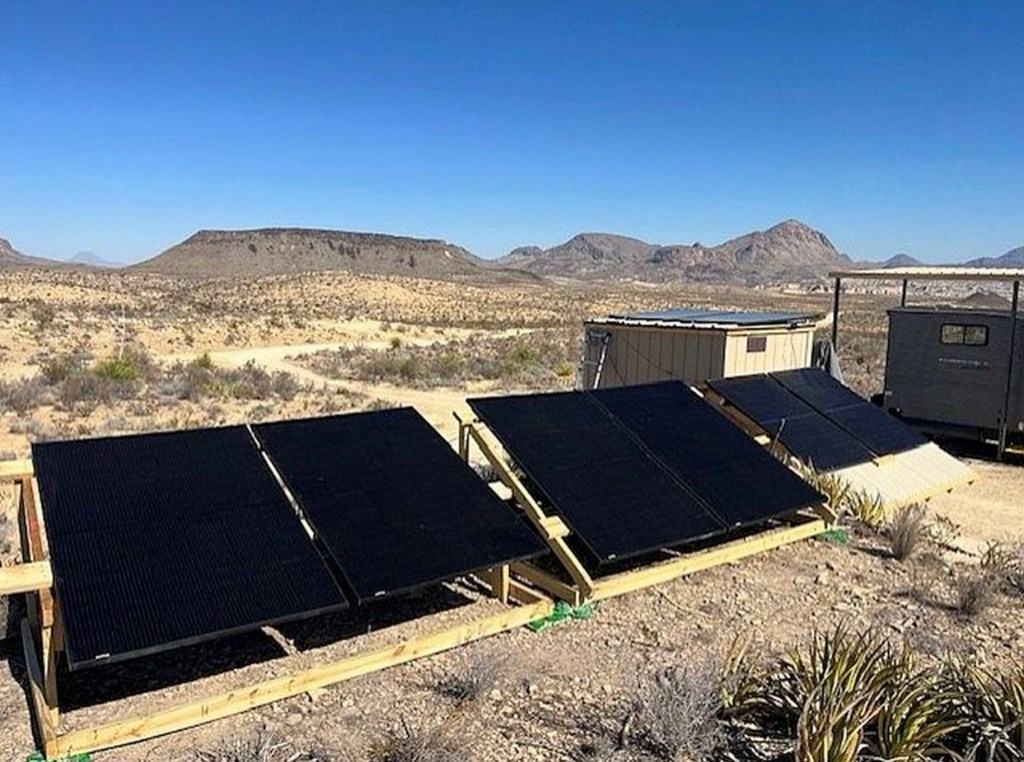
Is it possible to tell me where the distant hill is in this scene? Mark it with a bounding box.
[0,238,60,270]
[497,219,848,283]
[68,251,120,268]
[879,253,923,268]
[964,245,1024,268]
[959,290,1012,309]
[131,228,534,282]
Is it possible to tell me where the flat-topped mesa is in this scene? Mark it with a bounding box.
[131,226,494,280]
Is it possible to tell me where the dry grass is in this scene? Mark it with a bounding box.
[194,734,345,761]
[368,720,474,762]
[435,651,520,707]
[888,503,928,561]
[954,571,999,619]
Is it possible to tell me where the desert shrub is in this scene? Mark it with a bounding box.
[0,376,51,414]
[92,346,158,382]
[39,348,90,384]
[981,540,1024,596]
[629,660,725,761]
[888,503,928,561]
[193,733,342,761]
[435,651,517,707]
[954,571,998,619]
[730,627,968,762]
[369,720,473,762]
[298,329,577,390]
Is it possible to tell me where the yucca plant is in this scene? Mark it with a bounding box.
[871,673,965,761]
[846,490,887,529]
[948,661,1024,761]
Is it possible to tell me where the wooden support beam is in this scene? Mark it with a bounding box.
[510,561,583,607]
[488,565,511,604]
[590,516,826,602]
[0,561,52,595]
[465,424,596,597]
[0,459,33,482]
[46,595,554,759]
[21,618,59,758]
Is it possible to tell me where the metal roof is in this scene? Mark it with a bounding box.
[829,266,1024,282]
[604,308,821,328]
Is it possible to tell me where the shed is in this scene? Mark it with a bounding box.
[579,308,821,390]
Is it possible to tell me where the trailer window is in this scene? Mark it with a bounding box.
[940,323,988,346]
[746,336,767,353]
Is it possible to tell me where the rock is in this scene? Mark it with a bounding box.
[285,712,303,726]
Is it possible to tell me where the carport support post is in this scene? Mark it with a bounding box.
[900,279,908,306]
[830,277,841,349]
[998,279,1020,459]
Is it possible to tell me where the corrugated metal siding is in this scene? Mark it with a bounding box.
[829,443,974,511]
[884,311,1022,431]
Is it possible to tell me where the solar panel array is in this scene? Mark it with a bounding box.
[470,381,822,565]
[253,408,543,601]
[709,368,927,470]
[33,427,347,668]
[33,408,545,669]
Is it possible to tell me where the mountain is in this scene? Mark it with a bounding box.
[131,228,533,282]
[68,251,120,268]
[497,219,847,283]
[879,253,923,268]
[0,238,60,269]
[964,245,1024,268]
[499,233,657,277]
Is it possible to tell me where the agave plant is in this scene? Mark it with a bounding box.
[943,660,1024,761]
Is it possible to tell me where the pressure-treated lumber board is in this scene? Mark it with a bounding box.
[18,479,54,629]
[0,561,52,595]
[465,424,596,596]
[510,561,583,607]
[21,618,59,757]
[0,459,33,482]
[46,595,554,759]
[590,515,827,601]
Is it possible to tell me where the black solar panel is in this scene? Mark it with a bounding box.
[469,391,726,564]
[32,427,348,669]
[707,375,875,471]
[592,383,822,527]
[253,408,545,602]
[771,369,926,455]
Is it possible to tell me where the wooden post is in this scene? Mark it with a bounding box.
[900,279,908,306]
[465,425,596,598]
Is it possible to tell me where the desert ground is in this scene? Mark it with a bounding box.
[0,268,1020,761]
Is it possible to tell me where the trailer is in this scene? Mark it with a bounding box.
[579,308,821,390]
[884,306,1024,446]
[829,266,1024,458]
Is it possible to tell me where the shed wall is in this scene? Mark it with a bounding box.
[581,323,814,389]
[581,324,727,388]
[723,330,814,377]
[883,311,1024,432]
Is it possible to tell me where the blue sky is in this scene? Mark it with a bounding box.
[2,2,1021,264]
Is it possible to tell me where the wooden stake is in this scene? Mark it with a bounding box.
[21,618,59,758]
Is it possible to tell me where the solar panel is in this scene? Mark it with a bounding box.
[469,391,726,564]
[253,408,545,602]
[771,369,926,455]
[32,427,348,669]
[708,375,875,471]
[591,383,822,527]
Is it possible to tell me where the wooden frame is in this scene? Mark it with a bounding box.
[459,420,831,605]
[1,469,555,760]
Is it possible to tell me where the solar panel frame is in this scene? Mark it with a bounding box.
[591,382,824,528]
[707,374,876,471]
[32,426,349,670]
[253,408,546,602]
[469,391,728,564]
[771,368,927,455]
